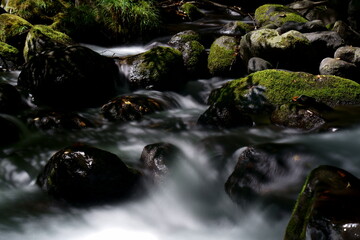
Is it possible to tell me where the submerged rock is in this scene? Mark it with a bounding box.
[128,46,186,91]
[37,144,141,203]
[18,45,120,109]
[101,95,168,122]
[225,143,311,208]
[284,165,360,240]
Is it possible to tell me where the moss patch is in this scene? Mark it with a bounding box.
[209,69,360,107]
[0,13,33,43]
[180,2,204,21]
[255,4,308,27]
[0,42,19,61]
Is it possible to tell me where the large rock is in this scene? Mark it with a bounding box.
[254,4,308,28]
[180,2,204,21]
[239,29,312,72]
[334,46,360,67]
[128,46,186,91]
[319,57,359,81]
[0,42,21,70]
[168,30,201,50]
[23,25,74,62]
[225,143,311,207]
[208,69,360,110]
[284,165,360,240]
[181,40,208,78]
[37,144,142,203]
[101,95,168,122]
[208,36,242,76]
[0,13,33,50]
[18,45,120,109]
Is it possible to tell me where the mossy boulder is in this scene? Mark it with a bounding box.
[208,36,242,77]
[208,69,360,110]
[168,30,201,51]
[37,143,142,203]
[101,95,168,122]
[0,13,33,49]
[219,21,253,36]
[23,24,74,62]
[181,40,208,78]
[4,0,68,25]
[284,165,360,240]
[254,4,308,28]
[0,42,21,70]
[239,29,312,72]
[18,45,120,109]
[128,46,186,91]
[180,2,204,21]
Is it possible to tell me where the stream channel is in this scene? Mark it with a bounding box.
[1,8,360,240]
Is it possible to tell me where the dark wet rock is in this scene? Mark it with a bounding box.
[101,95,168,122]
[303,31,345,63]
[0,82,24,114]
[270,95,333,131]
[37,143,142,203]
[225,143,311,208]
[219,21,253,36]
[276,20,327,35]
[0,13,33,51]
[319,57,359,81]
[208,69,360,109]
[239,29,312,72]
[23,25,74,62]
[208,36,242,77]
[284,165,360,240]
[0,115,22,146]
[25,110,94,131]
[128,46,186,91]
[254,4,308,28]
[180,2,204,21]
[197,103,253,129]
[140,142,182,182]
[0,7,6,14]
[334,46,360,67]
[247,57,273,74]
[0,42,22,70]
[332,21,360,46]
[18,45,120,109]
[181,40,208,78]
[168,30,201,51]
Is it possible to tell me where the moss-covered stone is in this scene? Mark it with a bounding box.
[23,24,74,61]
[168,30,201,50]
[208,69,360,108]
[0,42,20,63]
[5,0,68,25]
[180,2,204,21]
[128,46,186,91]
[255,4,308,27]
[284,165,360,240]
[0,13,33,48]
[182,40,207,78]
[208,36,241,76]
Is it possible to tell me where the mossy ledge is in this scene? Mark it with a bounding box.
[208,69,360,107]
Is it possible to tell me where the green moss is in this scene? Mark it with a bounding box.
[208,36,238,76]
[255,4,308,27]
[0,14,33,43]
[235,21,253,33]
[185,40,205,67]
[180,2,204,21]
[209,69,360,106]
[0,42,19,60]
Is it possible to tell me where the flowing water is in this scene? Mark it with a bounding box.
[2,10,360,240]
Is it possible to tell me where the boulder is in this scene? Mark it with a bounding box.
[284,165,360,240]
[208,69,360,109]
[208,36,242,76]
[219,21,253,36]
[0,13,33,50]
[23,25,74,62]
[254,4,308,28]
[140,142,182,182]
[180,2,204,21]
[37,143,142,203]
[25,110,94,131]
[247,57,273,74]
[181,40,208,78]
[197,102,253,129]
[334,46,360,67]
[319,57,359,81]
[18,45,120,109]
[168,30,201,50]
[128,46,186,91]
[101,95,168,122]
[0,42,21,70]
[239,29,312,72]
[225,143,311,207]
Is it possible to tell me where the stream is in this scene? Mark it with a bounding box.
[1,9,360,240]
